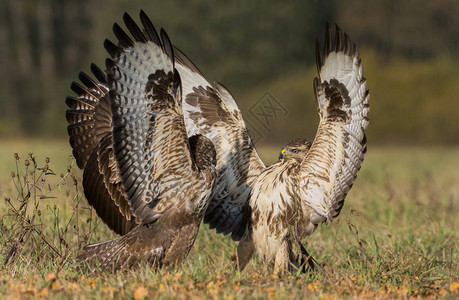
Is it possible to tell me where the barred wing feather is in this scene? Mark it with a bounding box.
[66,66,108,170]
[105,11,195,224]
[298,24,369,223]
[66,64,137,235]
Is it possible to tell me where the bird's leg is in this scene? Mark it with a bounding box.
[297,240,321,272]
[236,232,254,271]
[274,239,290,276]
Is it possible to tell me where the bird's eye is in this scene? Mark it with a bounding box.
[292,149,299,154]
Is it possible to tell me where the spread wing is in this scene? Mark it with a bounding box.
[66,64,137,235]
[175,47,265,240]
[68,10,264,238]
[297,24,369,224]
[105,11,198,224]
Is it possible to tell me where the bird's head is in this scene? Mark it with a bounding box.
[278,138,311,160]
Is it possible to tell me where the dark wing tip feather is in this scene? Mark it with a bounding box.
[173,46,205,76]
[90,63,108,84]
[324,22,332,55]
[70,81,86,96]
[334,23,342,52]
[344,32,351,55]
[78,71,97,89]
[140,10,161,45]
[160,28,174,64]
[105,58,116,71]
[315,38,322,76]
[65,96,77,108]
[123,12,147,43]
[318,23,358,68]
[173,68,182,98]
[312,77,320,104]
[113,22,134,48]
[104,39,121,58]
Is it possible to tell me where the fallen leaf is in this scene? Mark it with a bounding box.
[133,286,149,299]
[439,288,448,296]
[87,279,96,289]
[450,282,459,294]
[217,280,226,287]
[159,283,166,292]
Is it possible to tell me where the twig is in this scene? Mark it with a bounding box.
[346,218,369,263]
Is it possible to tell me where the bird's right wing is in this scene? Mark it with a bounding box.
[174,47,265,240]
[297,24,370,224]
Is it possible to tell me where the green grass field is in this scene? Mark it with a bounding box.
[0,138,457,299]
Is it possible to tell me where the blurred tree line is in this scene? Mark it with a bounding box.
[0,0,457,145]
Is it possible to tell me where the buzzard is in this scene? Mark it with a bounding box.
[65,13,217,270]
[179,24,370,273]
[67,11,369,273]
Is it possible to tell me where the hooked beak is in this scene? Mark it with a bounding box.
[278,148,286,160]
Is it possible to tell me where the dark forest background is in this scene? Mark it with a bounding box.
[0,0,458,145]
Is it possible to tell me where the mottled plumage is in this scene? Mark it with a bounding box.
[236,24,369,273]
[67,11,369,274]
[66,11,216,271]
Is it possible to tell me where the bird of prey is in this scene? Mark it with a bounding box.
[179,24,370,273]
[67,10,369,274]
[65,12,217,271]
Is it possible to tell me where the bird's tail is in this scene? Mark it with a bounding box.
[77,235,163,272]
[78,236,129,272]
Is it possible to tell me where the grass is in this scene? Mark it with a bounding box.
[0,138,458,299]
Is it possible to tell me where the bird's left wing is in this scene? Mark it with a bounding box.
[105,11,195,224]
[297,24,370,224]
[66,64,137,235]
